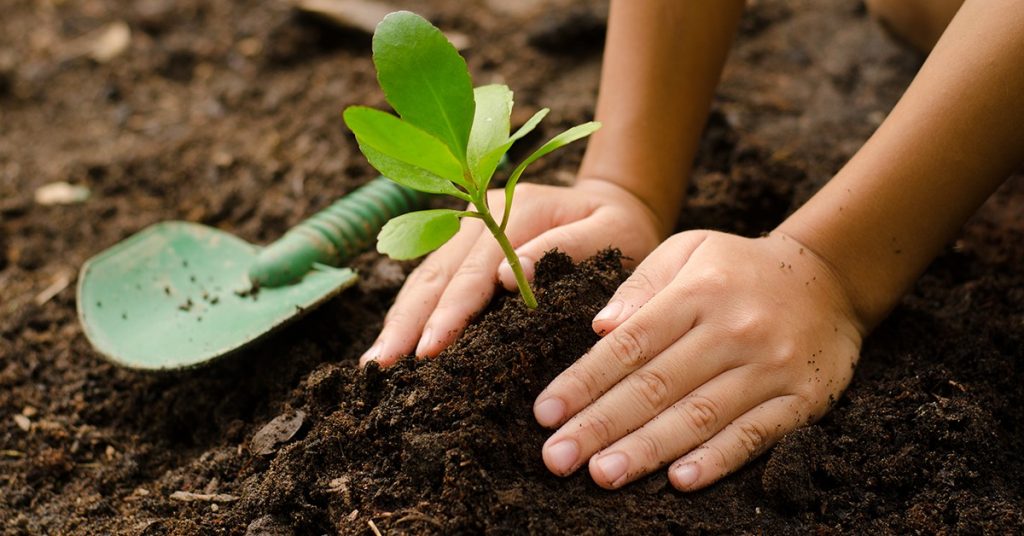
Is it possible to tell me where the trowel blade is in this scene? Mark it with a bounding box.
[77,221,357,370]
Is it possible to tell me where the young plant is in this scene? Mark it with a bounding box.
[343,11,600,309]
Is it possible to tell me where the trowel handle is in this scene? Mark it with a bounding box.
[249,177,427,287]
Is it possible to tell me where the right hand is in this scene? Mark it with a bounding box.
[360,179,665,367]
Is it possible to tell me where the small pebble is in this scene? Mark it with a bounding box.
[13,414,31,432]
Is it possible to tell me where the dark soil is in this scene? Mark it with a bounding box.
[2,0,1023,534]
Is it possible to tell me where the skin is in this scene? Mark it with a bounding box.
[364,0,1024,491]
[360,0,743,366]
[539,0,1024,491]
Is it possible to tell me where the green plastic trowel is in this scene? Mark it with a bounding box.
[77,177,424,370]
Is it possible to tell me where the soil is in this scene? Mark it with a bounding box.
[2,0,1023,534]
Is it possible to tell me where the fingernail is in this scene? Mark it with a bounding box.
[415,328,433,357]
[545,439,579,475]
[359,341,382,367]
[497,260,514,288]
[593,301,623,324]
[673,463,700,489]
[534,398,565,427]
[595,452,629,487]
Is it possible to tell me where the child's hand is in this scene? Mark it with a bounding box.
[533,230,866,491]
[360,179,663,367]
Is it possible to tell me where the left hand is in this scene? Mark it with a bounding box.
[359,179,663,366]
[533,230,866,491]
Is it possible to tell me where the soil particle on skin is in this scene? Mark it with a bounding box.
[1,0,1023,534]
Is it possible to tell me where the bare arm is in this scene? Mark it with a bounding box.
[779,0,1024,330]
[362,0,744,365]
[579,0,744,236]
[533,0,1024,492]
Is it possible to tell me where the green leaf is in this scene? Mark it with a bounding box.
[344,106,465,186]
[509,108,550,142]
[377,209,463,260]
[476,108,549,191]
[468,84,513,184]
[373,11,475,164]
[360,145,467,199]
[501,121,601,228]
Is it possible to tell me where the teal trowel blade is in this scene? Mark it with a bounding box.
[77,221,358,370]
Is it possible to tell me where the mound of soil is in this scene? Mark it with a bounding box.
[2,0,1023,534]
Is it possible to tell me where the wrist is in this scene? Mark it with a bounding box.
[577,175,679,237]
[774,219,893,334]
[770,227,874,338]
[574,173,683,239]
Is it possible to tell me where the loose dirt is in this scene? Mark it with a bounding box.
[2,0,1021,534]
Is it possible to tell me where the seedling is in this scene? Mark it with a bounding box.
[343,11,600,309]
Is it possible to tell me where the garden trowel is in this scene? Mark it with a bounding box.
[77,177,424,370]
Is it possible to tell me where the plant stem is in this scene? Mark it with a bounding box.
[476,203,538,309]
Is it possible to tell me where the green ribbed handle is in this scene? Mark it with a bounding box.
[249,177,426,287]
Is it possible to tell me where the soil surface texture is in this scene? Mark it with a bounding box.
[2,0,1022,534]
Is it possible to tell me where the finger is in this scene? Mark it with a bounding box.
[583,365,782,488]
[496,218,605,292]
[413,226,510,357]
[538,326,726,478]
[592,231,710,336]
[533,274,705,429]
[360,218,484,367]
[668,394,808,492]
[496,201,596,291]
[415,191,582,357]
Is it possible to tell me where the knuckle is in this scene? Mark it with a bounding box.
[605,324,652,368]
[721,311,767,341]
[663,233,690,249]
[632,433,664,465]
[702,443,732,473]
[749,341,798,378]
[619,270,658,298]
[790,391,818,422]
[453,257,493,280]
[579,411,616,444]
[627,368,672,411]
[546,194,589,227]
[408,262,449,287]
[767,339,798,369]
[692,266,730,293]
[734,420,771,460]
[561,365,604,404]
[673,395,721,438]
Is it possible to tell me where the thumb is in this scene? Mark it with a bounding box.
[591,230,710,336]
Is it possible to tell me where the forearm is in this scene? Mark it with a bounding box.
[779,0,1024,330]
[579,0,744,236]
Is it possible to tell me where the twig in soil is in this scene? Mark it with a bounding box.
[34,270,72,305]
[169,491,239,503]
[367,519,383,536]
[12,414,31,432]
[394,510,443,528]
